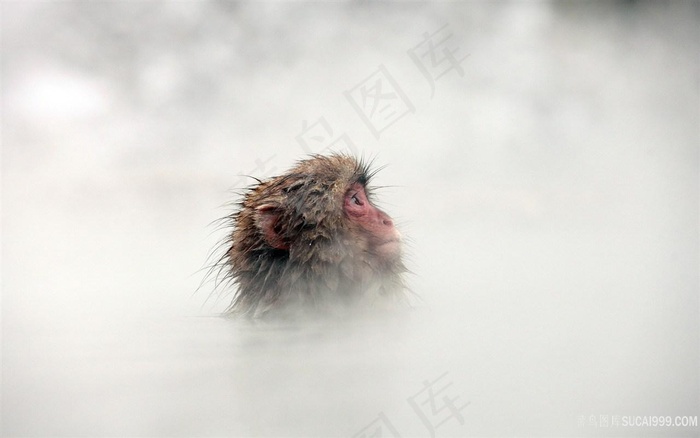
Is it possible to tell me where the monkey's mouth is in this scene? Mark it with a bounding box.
[378,238,401,246]
[375,238,402,257]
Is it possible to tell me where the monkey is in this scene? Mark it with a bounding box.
[215,154,407,319]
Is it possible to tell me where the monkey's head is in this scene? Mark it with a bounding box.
[224,154,406,318]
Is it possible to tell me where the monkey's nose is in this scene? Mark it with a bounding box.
[377,209,394,228]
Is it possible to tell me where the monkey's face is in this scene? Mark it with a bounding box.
[237,155,404,275]
[343,182,402,261]
[252,179,402,265]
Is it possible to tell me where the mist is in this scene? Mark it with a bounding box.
[2,2,698,436]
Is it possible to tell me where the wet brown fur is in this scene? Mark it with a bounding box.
[221,154,406,318]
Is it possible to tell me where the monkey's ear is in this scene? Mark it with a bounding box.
[256,204,289,250]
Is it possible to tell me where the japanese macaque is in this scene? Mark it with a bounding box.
[218,154,407,318]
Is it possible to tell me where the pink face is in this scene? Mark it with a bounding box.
[344,183,401,259]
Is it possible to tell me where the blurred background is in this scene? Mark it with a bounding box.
[2,1,698,436]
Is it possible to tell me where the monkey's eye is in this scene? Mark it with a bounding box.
[351,193,364,206]
[345,183,369,217]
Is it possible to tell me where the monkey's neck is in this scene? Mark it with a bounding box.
[230,253,405,319]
